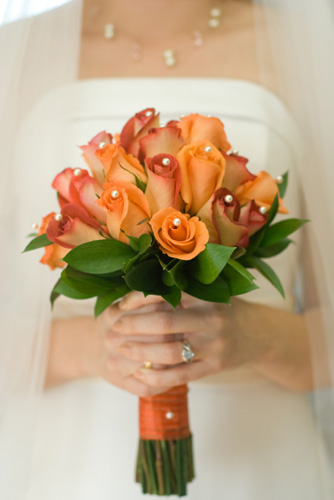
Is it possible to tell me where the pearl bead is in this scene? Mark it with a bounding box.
[232,149,239,155]
[166,411,175,420]
[54,213,63,222]
[164,49,175,59]
[209,18,220,28]
[31,222,39,230]
[165,56,176,67]
[73,168,81,176]
[99,142,106,149]
[162,157,171,166]
[210,7,222,18]
[111,190,119,199]
[276,175,283,184]
[173,218,181,227]
[145,110,153,117]
[204,146,212,153]
[259,206,267,215]
[164,49,177,67]
[104,23,115,40]
[224,194,233,203]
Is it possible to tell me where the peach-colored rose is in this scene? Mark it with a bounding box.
[150,207,209,261]
[97,180,151,244]
[140,125,184,159]
[120,108,160,157]
[46,204,104,249]
[144,154,182,214]
[80,131,113,185]
[177,140,226,215]
[95,144,147,185]
[52,168,105,222]
[239,200,268,237]
[177,114,231,152]
[235,170,288,214]
[221,153,256,191]
[38,213,68,270]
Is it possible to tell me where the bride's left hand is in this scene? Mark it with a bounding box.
[109,292,263,390]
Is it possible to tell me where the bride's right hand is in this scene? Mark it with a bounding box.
[45,302,168,397]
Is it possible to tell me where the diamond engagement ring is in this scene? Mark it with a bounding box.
[181,341,195,363]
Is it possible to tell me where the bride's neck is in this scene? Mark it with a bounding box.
[83,0,237,42]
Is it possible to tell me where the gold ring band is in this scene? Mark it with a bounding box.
[143,361,153,369]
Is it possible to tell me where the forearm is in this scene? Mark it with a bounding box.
[236,299,313,392]
[44,316,99,389]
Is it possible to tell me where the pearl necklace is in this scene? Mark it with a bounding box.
[103,6,223,68]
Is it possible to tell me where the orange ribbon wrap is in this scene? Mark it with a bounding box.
[139,384,191,440]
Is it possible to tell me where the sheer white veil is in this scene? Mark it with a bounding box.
[0,0,333,497]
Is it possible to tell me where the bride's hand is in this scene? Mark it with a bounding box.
[104,291,265,391]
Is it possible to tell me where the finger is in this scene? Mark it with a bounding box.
[119,340,201,365]
[119,291,164,311]
[118,375,168,398]
[113,309,211,335]
[133,360,211,387]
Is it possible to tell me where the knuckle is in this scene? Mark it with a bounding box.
[157,312,173,333]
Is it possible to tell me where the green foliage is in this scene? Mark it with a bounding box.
[278,172,288,198]
[190,244,235,285]
[246,255,285,298]
[63,239,136,274]
[23,233,53,253]
[260,219,308,247]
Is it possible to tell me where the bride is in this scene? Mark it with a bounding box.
[1,1,334,499]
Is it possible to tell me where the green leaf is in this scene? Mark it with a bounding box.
[124,259,169,295]
[50,279,61,309]
[61,267,123,296]
[94,284,130,317]
[221,263,258,295]
[190,244,236,285]
[162,286,182,309]
[23,233,53,253]
[254,238,292,258]
[118,162,147,192]
[242,227,265,257]
[137,233,152,253]
[185,275,230,303]
[246,256,285,298]
[278,172,288,198]
[27,232,38,238]
[261,219,308,248]
[227,259,256,283]
[266,194,279,225]
[54,278,96,299]
[162,260,188,290]
[63,239,136,274]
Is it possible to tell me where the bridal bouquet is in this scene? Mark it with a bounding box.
[25,108,306,496]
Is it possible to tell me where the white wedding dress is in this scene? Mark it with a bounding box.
[19,78,333,499]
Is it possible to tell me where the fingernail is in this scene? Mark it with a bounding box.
[134,370,145,380]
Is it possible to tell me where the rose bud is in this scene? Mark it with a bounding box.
[52,168,106,222]
[120,108,160,157]
[211,188,249,247]
[150,207,209,261]
[95,144,147,185]
[239,200,268,237]
[177,140,226,215]
[140,125,184,159]
[80,131,113,186]
[46,204,104,249]
[38,213,68,270]
[221,153,256,191]
[177,113,231,152]
[235,170,288,214]
[144,154,182,214]
[97,180,151,244]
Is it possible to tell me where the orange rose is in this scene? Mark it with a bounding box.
[235,171,288,214]
[177,140,226,215]
[97,180,151,244]
[177,114,231,152]
[95,144,147,185]
[38,213,68,270]
[150,207,209,260]
[144,154,182,214]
